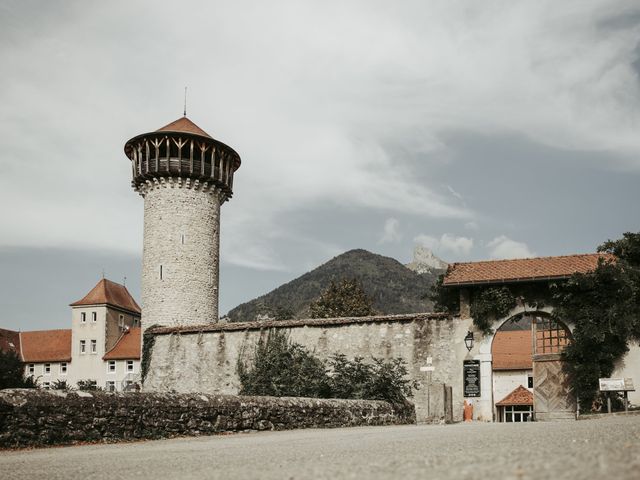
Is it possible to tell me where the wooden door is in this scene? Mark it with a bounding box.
[532,316,575,421]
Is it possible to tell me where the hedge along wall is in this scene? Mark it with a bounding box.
[0,389,415,449]
[143,313,474,423]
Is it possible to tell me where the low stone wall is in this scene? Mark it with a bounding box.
[0,389,415,449]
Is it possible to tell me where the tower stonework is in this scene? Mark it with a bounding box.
[124,117,240,329]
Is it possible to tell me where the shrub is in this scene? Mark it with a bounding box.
[76,379,101,391]
[238,330,418,404]
[238,329,330,398]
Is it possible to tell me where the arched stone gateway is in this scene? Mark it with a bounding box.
[487,310,575,422]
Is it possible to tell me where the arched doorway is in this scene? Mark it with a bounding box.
[491,312,573,421]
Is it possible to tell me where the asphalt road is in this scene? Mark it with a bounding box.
[1,415,639,480]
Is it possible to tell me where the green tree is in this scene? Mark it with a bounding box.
[554,232,640,410]
[0,350,37,389]
[310,279,375,318]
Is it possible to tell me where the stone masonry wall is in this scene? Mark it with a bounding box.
[144,314,474,423]
[0,389,414,449]
[141,180,223,329]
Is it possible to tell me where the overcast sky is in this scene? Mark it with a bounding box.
[1,0,639,331]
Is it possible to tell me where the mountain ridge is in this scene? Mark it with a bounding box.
[227,248,445,322]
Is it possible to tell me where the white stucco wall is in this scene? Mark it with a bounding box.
[613,343,640,406]
[493,370,532,405]
[140,179,223,328]
[24,362,68,388]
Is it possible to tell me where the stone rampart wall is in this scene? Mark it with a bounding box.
[0,389,414,449]
[144,313,474,423]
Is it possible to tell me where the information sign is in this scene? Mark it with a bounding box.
[463,360,481,398]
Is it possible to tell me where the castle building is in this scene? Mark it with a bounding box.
[124,116,241,328]
[0,279,142,392]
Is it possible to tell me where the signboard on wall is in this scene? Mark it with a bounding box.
[463,360,481,398]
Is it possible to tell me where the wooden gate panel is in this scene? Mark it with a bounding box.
[533,354,575,421]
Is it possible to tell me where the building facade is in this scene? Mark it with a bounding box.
[1,279,142,392]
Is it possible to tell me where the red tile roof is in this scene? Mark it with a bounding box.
[443,253,613,286]
[70,279,141,314]
[492,330,533,370]
[156,116,212,139]
[0,328,20,355]
[496,385,533,406]
[20,329,71,363]
[103,327,141,360]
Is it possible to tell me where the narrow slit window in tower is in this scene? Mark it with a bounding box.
[159,265,163,280]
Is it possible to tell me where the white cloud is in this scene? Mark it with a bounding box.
[464,221,479,231]
[414,233,474,257]
[0,0,638,270]
[487,236,536,259]
[379,218,402,244]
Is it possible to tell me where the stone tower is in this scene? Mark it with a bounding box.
[124,116,241,329]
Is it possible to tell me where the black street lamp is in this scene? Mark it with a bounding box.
[464,331,474,352]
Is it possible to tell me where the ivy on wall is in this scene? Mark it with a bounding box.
[141,325,160,383]
[552,233,640,410]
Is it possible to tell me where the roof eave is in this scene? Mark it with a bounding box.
[443,275,572,287]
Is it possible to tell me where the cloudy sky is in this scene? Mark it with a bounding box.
[1,0,639,330]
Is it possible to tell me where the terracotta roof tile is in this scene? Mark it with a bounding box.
[20,329,71,363]
[70,279,141,314]
[103,327,141,360]
[0,328,20,355]
[492,330,532,370]
[155,116,212,138]
[443,253,614,286]
[496,385,533,406]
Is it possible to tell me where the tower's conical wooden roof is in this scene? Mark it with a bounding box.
[155,116,212,139]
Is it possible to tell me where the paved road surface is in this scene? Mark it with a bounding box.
[1,415,639,479]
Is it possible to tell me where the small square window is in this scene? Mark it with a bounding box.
[90,340,97,354]
[80,340,86,354]
[42,382,51,390]
[126,360,134,373]
[60,363,67,374]
[44,363,51,375]
[105,381,116,392]
[28,364,35,375]
[81,312,86,323]
[91,312,97,322]
[108,360,116,373]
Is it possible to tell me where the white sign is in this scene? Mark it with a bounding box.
[420,366,435,372]
[599,378,635,392]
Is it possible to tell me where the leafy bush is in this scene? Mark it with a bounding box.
[76,379,101,391]
[238,330,417,404]
[328,354,418,404]
[52,379,70,391]
[310,278,376,318]
[238,329,330,398]
[0,349,38,389]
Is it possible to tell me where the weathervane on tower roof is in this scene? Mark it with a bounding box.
[183,86,187,117]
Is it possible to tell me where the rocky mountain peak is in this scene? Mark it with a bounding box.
[406,245,448,274]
